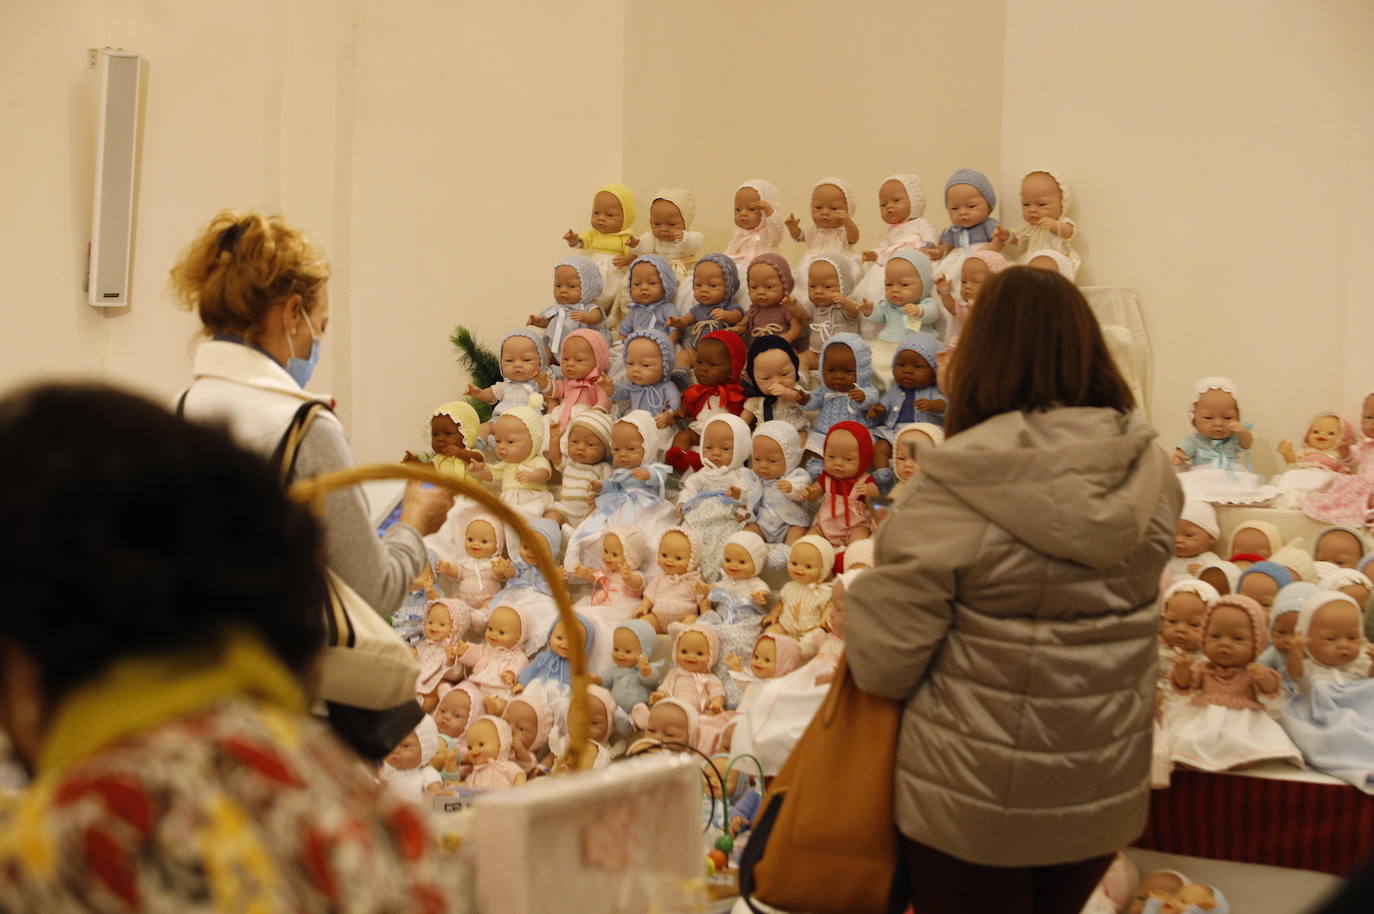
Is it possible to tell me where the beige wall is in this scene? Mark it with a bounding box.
[1001,0,1374,473]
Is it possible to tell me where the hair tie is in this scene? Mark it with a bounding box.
[218,219,248,255]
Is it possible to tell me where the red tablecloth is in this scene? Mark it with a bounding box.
[1135,770,1374,876]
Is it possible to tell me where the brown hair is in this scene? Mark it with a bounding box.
[170,209,330,337]
[943,267,1133,436]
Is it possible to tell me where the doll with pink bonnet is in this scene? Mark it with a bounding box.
[1172,377,1276,505]
[933,248,1010,338]
[379,716,444,802]
[435,515,503,614]
[854,174,940,311]
[624,189,703,313]
[572,526,649,670]
[414,599,469,712]
[544,408,613,531]
[462,715,527,788]
[1275,410,1355,507]
[1301,392,1374,525]
[635,526,707,633]
[786,178,862,273]
[528,256,606,359]
[648,624,727,715]
[504,693,555,776]
[989,169,1082,274]
[544,330,611,432]
[725,179,785,306]
[454,603,530,713]
[433,681,485,785]
[725,632,803,703]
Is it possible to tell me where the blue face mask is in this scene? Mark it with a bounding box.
[285,308,322,388]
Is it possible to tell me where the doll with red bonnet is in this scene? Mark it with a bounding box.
[801,421,880,557]
[666,329,749,472]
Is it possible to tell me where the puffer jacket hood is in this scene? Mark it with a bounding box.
[919,407,1166,570]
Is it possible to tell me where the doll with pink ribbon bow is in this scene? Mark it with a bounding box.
[414,599,469,712]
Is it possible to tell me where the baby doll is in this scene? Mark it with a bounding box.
[733,254,803,345]
[562,410,675,573]
[636,526,706,633]
[698,531,773,708]
[624,189,703,312]
[628,697,701,757]
[667,254,743,368]
[515,613,594,696]
[676,414,762,580]
[799,254,863,373]
[1281,591,1374,791]
[1320,567,1374,641]
[1196,558,1241,596]
[1236,561,1293,610]
[868,332,944,469]
[471,396,552,518]
[798,334,879,457]
[544,329,611,435]
[989,170,1081,273]
[649,624,726,718]
[545,408,613,531]
[1255,582,1317,697]
[393,551,440,645]
[811,568,855,685]
[563,183,636,313]
[572,526,648,666]
[414,599,469,711]
[724,179,784,304]
[590,618,662,716]
[1226,519,1282,565]
[887,422,944,495]
[1024,249,1079,282]
[432,681,485,785]
[1301,390,1374,526]
[379,716,443,802]
[933,248,1009,336]
[1313,525,1371,578]
[1167,501,1221,582]
[764,534,835,657]
[785,178,860,270]
[862,250,940,366]
[466,330,549,437]
[740,335,808,445]
[528,255,606,360]
[1172,377,1275,505]
[1274,411,1355,508]
[618,254,680,341]
[1152,579,1219,787]
[1167,594,1302,773]
[549,684,622,772]
[489,517,561,613]
[855,173,940,306]
[434,515,504,612]
[667,328,748,462]
[504,694,554,776]
[927,168,1000,266]
[462,715,527,789]
[802,422,879,552]
[454,604,530,712]
[726,632,803,703]
[403,400,484,481]
[608,330,680,449]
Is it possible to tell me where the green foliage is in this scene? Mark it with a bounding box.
[450,325,500,423]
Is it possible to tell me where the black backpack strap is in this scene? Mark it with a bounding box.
[270,401,332,486]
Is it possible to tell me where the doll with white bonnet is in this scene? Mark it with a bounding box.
[927,168,1000,282]
[433,681,486,778]
[528,255,606,360]
[799,334,879,458]
[504,693,554,776]
[989,169,1081,273]
[811,568,856,686]
[667,254,743,368]
[454,603,530,712]
[798,253,864,373]
[1166,594,1302,774]
[1256,582,1318,699]
[572,526,648,669]
[608,329,680,448]
[700,531,773,708]
[379,716,444,802]
[747,420,813,549]
[869,332,944,469]
[563,183,637,315]
[544,330,611,435]
[462,715,527,788]
[618,254,680,342]
[1302,390,1374,526]
[724,179,785,305]
[414,599,469,712]
[1319,565,1374,642]
[764,535,835,658]
[466,330,549,438]
[1152,579,1219,786]
[563,410,675,573]
[1312,525,1371,583]
[855,174,940,308]
[549,684,623,772]
[678,414,762,581]
[628,697,701,756]
[544,408,613,531]
[740,335,808,442]
[1172,377,1276,505]
[886,422,944,502]
[1196,558,1241,596]
[636,526,707,633]
[471,395,553,518]
[1281,590,1374,791]
[590,618,662,716]
[1167,501,1221,582]
[1226,520,1283,568]
[403,400,484,481]
[785,178,861,272]
[726,632,803,704]
[1024,249,1079,283]
[434,515,503,613]
[623,189,703,313]
[933,248,1010,338]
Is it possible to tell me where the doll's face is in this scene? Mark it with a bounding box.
[465,519,499,559]
[788,542,825,584]
[517,539,542,565]
[721,543,758,580]
[1239,572,1278,609]
[821,343,857,392]
[553,264,583,306]
[751,348,798,398]
[1306,415,1343,451]
[945,182,991,228]
[959,256,991,304]
[1317,530,1363,567]
[1362,394,1374,441]
[1340,582,1370,608]
[612,627,643,667]
[893,430,931,483]
[734,186,764,230]
[465,719,500,765]
[587,698,610,743]
[884,257,925,306]
[610,421,647,468]
[424,603,454,642]
[658,531,693,575]
[548,619,582,660]
[629,261,665,305]
[1307,602,1363,666]
[892,348,934,390]
[649,198,686,242]
[1161,592,1206,650]
[822,428,862,480]
[747,263,785,308]
[878,179,911,225]
[560,335,597,381]
[810,183,849,229]
[434,690,472,738]
[693,336,733,386]
[566,424,609,467]
[1231,527,1271,558]
[1198,566,1231,595]
[504,700,542,750]
[675,631,712,673]
[751,434,787,480]
[1192,389,1240,440]
[485,606,523,650]
[1127,873,1185,914]
[590,190,624,234]
[692,259,728,306]
[501,335,542,382]
[1020,172,1063,224]
[1027,255,1061,273]
[1203,605,1256,666]
[384,732,423,770]
[646,703,691,746]
[601,533,625,568]
[624,337,665,386]
[430,414,467,457]
[750,636,778,679]
[807,259,841,307]
[1271,611,1299,656]
[492,415,534,464]
[700,419,735,468]
[1174,520,1214,558]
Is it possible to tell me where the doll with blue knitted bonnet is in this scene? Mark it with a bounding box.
[725,179,785,305]
[563,183,637,317]
[987,169,1082,274]
[798,333,879,460]
[868,332,944,470]
[414,598,469,712]
[571,526,648,670]
[563,410,675,574]
[1237,561,1293,612]
[798,253,864,374]
[487,518,563,648]
[618,254,680,343]
[677,414,762,583]
[461,715,527,788]
[608,329,680,450]
[732,254,804,346]
[636,526,708,634]
[544,408,612,532]
[527,255,606,360]
[466,329,549,440]
[513,614,594,707]
[855,174,941,308]
[928,168,1000,266]
[746,421,812,549]
[379,715,444,802]
[471,394,552,520]
[403,400,484,481]
[1171,377,1276,505]
[623,189,703,313]
[667,254,743,370]
[785,178,861,273]
[740,335,808,446]
[393,549,442,645]
[862,250,940,381]
[589,618,662,716]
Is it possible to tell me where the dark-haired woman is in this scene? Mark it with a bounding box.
[846,268,1183,914]
[0,384,462,912]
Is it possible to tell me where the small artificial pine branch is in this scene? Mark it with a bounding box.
[450,325,500,423]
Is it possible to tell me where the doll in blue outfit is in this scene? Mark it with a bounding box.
[467,329,549,438]
[528,255,606,362]
[927,168,1000,263]
[863,250,939,383]
[667,253,743,369]
[618,254,680,342]
[489,517,561,610]
[1171,376,1275,504]
[608,329,680,448]
[1256,582,1317,698]
[590,618,663,715]
[798,333,878,463]
[515,613,594,696]
[868,331,944,474]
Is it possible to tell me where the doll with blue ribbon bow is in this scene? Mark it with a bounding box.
[527,256,606,360]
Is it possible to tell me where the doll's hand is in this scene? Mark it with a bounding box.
[859,298,875,316]
[1171,449,1190,467]
[752,590,771,607]
[902,302,924,318]
[424,586,440,601]
[649,690,665,705]
[444,644,458,661]
[597,375,615,394]
[708,308,733,321]
[501,671,517,687]
[638,655,654,677]
[626,235,640,248]
[861,250,877,263]
[801,483,821,500]
[758,200,774,217]
[1249,664,1281,693]
[1277,440,1296,464]
[665,313,688,328]
[785,212,802,240]
[492,557,515,578]
[935,277,952,296]
[586,673,602,687]
[569,309,587,323]
[671,228,685,242]
[706,697,725,715]
[563,229,581,247]
[572,564,594,581]
[858,482,881,498]
[775,479,792,494]
[654,411,676,429]
[847,387,866,403]
[992,225,1010,243]
[471,463,494,482]
[728,486,742,499]
[514,468,536,483]
[1228,420,1245,435]
[867,404,887,421]
[914,398,937,411]
[588,479,604,495]
[631,468,650,481]
[730,815,750,836]
[725,653,744,672]
[436,560,459,577]
[453,641,470,658]
[612,254,634,268]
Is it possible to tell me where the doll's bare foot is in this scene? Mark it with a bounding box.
[484,694,508,716]
[642,612,665,634]
[675,349,695,371]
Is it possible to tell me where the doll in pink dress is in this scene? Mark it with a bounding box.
[432,681,485,786]
[454,604,530,715]
[462,715,527,789]
[635,526,707,633]
[414,598,470,711]
[1271,410,1354,509]
[435,515,503,616]
[544,329,611,433]
[649,625,726,713]
[725,632,803,703]
[572,526,648,673]
[725,179,785,307]
[504,693,554,777]
[802,421,879,556]
[1303,392,1374,526]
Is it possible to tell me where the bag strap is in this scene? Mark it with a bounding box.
[270,401,330,486]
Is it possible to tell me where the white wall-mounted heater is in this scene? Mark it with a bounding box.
[87,49,141,308]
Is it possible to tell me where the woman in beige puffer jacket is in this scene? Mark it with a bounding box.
[847,267,1182,914]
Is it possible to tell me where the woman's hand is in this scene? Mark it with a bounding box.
[399,480,455,536]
